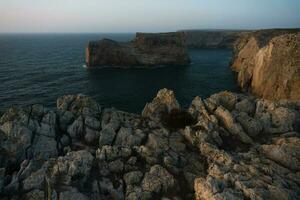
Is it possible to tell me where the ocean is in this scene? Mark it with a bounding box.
[0,33,239,113]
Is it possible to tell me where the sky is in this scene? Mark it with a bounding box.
[0,0,299,33]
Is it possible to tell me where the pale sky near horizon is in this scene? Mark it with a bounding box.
[0,0,299,33]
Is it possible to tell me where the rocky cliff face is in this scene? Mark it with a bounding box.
[86,32,190,67]
[1,89,300,199]
[231,29,300,100]
[180,30,246,49]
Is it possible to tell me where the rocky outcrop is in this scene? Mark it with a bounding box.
[180,30,247,49]
[231,29,300,100]
[1,89,300,199]
[86,32,191,67]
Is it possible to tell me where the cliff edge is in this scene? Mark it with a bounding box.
[86,32,191,67]
[231,29,300,100]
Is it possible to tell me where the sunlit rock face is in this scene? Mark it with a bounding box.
[86,32,191,67]
[1,89,300,199]
[231,29,300,100]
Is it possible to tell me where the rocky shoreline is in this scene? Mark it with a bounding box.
[1,89,300,200]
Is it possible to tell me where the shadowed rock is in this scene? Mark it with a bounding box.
[86,32,191,67]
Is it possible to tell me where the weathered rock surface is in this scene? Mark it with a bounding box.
[86,32,191,67]
[142,88,180,121]
[231,29,300,100]
[1,89,300,199]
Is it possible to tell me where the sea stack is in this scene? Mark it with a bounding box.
[231,29,300,100]
[85,32,191,67]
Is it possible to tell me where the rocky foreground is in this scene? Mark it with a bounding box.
[86,32,190,67]
[0,89,300,199]
[231,29,300,100]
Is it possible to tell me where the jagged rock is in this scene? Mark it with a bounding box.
[96,145,132,162]
[215,106,253,144]
[57,94,101,117]
[52,150,94,185]
[84,116,101,130]
[270,107,297,133]
[84,127,99,144]
[142,165,176,194]
[208,91,239,111]
[0,105,58,167]
[236,112,262,137]
[123,171,143,186]
[195,177,243,200]
[24,189,46,200]
[23,168,46,191]
[142,88,180,121]
[98,178,124,200]
[86,32,190,67]
[261,137,300,171]
[235,98,256,114]
[1,90,300,200]
[255,99,299,134]
[67,116,84,139]
[0,168,5,193]
[99,127,116,147]
[59,188,89,200]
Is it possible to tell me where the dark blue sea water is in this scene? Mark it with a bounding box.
[0,33,238,113]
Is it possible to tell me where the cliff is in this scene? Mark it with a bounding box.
[86,32,191,67]
[231,29,300,100]
[1,89,300,199]
[180,30,247,49]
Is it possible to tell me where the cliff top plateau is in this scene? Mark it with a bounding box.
[86,32,190,67]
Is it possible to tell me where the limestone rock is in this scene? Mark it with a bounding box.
[231,29,300,100]
[52,150,94,185]
[142,88,180,121]
[59,188,89,200]
[236,112,262,137]
[142,165,176,194]
[1,90,300,200]
[261,137,300,171]
[214,106,253,144]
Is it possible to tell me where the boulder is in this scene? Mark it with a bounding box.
[142,88,180,122]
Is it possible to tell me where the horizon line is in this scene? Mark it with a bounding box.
[1,27,300,35]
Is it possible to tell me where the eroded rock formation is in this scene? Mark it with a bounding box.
[1,89,300,199]
[86,32,191,67]
[231,29,300,100]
